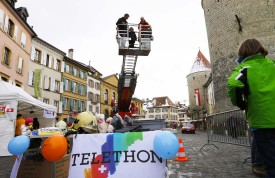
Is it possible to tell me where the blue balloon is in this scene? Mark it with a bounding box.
[8,135,30,155]
[153,131,179,159]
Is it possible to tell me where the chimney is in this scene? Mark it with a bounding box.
[68,49,74,59]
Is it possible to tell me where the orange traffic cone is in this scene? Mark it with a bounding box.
[175,138,189,162]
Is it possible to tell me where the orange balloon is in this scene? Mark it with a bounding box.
[41,135,68,162]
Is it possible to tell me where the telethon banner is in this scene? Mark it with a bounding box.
[68,131,166,178]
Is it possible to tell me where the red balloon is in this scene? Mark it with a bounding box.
[41,135,67,162]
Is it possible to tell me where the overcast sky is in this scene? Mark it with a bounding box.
[16,0,210,104]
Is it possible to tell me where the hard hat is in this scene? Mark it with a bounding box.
[72,111,98,133]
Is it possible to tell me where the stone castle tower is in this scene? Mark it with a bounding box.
[187,50,211,118]
[202,0,275,113]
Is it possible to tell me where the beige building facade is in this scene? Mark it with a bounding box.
[0,0,36,88]
[61,52,89,120]
[25,37,65,114]
[100,74,118,118]
[87,67,102,114]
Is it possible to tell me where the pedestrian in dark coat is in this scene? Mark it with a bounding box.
[129,27,136,48]
[116,14,129,37]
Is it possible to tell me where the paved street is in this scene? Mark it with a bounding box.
[168,130,258,178]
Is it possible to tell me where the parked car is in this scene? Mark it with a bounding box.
[181,122,196,134]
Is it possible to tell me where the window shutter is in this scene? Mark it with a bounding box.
[21,32,26,48]
[59,101,63,114]
[78,100,81,111]
[61,61,65,72]
[0,9,4,29]
[71,66,74,75]
[28,71,33,85]
[17,57,23,73]
[50,99,54,105]
[13,25,18,41]
[41,51,44,64]
[44,76,50,89]
[48,55,52,68]
[84,101,87,112]
[43,53,47,66]
[50,78,55,91]
[71,81,74,92]
[4,14,9,32]
[70,99,73,111]
[66,65,70,73]
[31,46,35,61]
[84,86,87,96]
[53,57,57,70]
[60,82,64,93]
[62,97,65,110]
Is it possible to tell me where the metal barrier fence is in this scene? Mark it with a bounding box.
[201,109,252,150]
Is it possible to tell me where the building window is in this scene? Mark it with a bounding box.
[34,49,41,63]
[162,108,168,112]
[17,57,23,74]
[193,77,195,80]
[53,100,59,112]
[63,97,69,110]
[1,76,8,82]
[112,92,115,100]
[56,59,61,71]
[95,82,100,90]
[7,19,14,37]
[155,108,160,113]
[149,115,154,118]
[88,79,94,88]
[3,47,11,66]
[162,114,168,119]
[55,80,60,92]
[156,115,161,119]
[104,89,108,105]
[89,105,93,112]
[149,109,154,113]
[95,94,99,102]
[43,98,49,104]
[81,101,85,112]
[88,92,94,101]
[46,55,50,67]
[96,107,99,114]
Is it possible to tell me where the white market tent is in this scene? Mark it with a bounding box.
[0,81,57,156]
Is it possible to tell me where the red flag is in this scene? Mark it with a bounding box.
[194,88,201,106]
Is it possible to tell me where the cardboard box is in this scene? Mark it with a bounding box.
[17,154,70,178]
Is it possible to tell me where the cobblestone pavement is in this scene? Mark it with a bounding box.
[168,130,259,178]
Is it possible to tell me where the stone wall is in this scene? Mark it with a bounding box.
[202,0,275,113]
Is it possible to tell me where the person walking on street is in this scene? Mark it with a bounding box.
[228,38,275,177]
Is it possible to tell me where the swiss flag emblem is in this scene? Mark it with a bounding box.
[6,108,14,112]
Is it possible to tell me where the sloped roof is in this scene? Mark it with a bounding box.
[189,50,211,74]
[152,96,175,107]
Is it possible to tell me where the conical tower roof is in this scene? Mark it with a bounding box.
[189,50,211,74]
